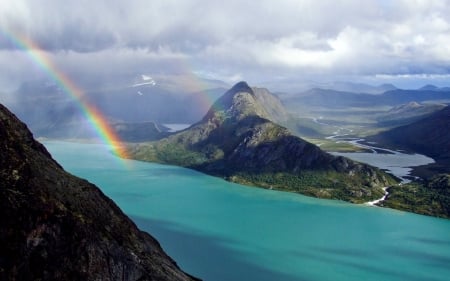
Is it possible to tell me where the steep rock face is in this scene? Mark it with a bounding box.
[0,103,197,281]
[252,87,289,124]
[128,82,395,202]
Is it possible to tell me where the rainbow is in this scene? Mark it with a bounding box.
[0,30,129,162]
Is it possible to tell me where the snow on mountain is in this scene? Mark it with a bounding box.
[132,75,157,87]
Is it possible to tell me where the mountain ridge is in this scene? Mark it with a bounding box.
[370,105,450,176]
[0,103,198,281]
[287,88,450,109]
[128,82,395,203]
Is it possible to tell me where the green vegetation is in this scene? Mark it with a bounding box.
[228,171,388,203]
[127,82,397,205]
[303,138,367,153]
[129,141,208,167]
[380,174,450,219]
[128,139,397,204]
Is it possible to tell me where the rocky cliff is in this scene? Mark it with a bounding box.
[128,82,395,203]
[0,103,198,281]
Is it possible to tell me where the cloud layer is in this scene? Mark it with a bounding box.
[1,0,450,89]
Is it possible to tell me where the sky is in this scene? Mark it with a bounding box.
[1,0,450,92]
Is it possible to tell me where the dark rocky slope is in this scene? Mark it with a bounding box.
[128,82,395,203]
[371,105,450,159]
[0,103,198,280]
[370,105,450,176]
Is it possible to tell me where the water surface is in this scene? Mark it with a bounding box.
[45,141,450,281]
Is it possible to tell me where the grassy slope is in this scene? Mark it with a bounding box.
[380,174,450,219]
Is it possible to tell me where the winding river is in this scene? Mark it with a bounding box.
[312,117,435,183]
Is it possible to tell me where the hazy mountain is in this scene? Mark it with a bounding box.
[376,101,447,126]
[317,81,397,94]
[4,73,229,138]
[128,82,395,203]
[7,73,229,120]
[251,86,289,124]
[87,73,228,123]
[419,84,440,91]
[286,88,450,109]
[0,103,197,281]
[112,121,170,142]
[259,79,397,95]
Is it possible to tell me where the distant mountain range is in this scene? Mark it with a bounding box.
[86,74,227,123]
[260,80,398,96]
[0,103,197,280]
[127,82,395,203]
[4,73,229,139]
[376,101,447,126]
[286,87,450,109]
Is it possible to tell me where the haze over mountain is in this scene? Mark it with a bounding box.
[0,103,197,280]
[269,81,398,97]
[128,82,395,203]
[375,101,447,126]
[286,87,450,109]
[3,73,229,140]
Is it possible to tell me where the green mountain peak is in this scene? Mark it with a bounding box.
[127,83,396,203]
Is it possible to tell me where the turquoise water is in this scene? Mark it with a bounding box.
[45,141,450,281]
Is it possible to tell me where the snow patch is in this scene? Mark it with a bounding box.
[131,75,157,87]
[142,74,152,81]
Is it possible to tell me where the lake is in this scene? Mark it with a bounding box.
[44,141,450,281]
[331,138,435,183]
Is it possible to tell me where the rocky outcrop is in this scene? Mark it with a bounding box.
[0,103,198,281]
[128,82,395,203]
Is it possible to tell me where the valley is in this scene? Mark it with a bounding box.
[281,86,450,218]
[3,76,449,217]
[2,2,450,280]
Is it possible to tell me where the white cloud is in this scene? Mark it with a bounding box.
[1,0,450,89]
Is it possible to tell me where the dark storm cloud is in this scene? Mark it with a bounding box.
[0,0,450,89]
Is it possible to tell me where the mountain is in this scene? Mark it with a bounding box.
[318,81,397,94]
[85,73,229,123]
[258,79,397,95]
[419,84,439,91]
[250,86,289,124]
[0,104,197,281]
[370,105,450,174]
[287,88,450,109]
[376,101,447,126]
[4,74,229,139]
[112,121,170,142]
[127,82,395,203]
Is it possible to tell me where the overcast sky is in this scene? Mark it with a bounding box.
[1,0,450,91]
